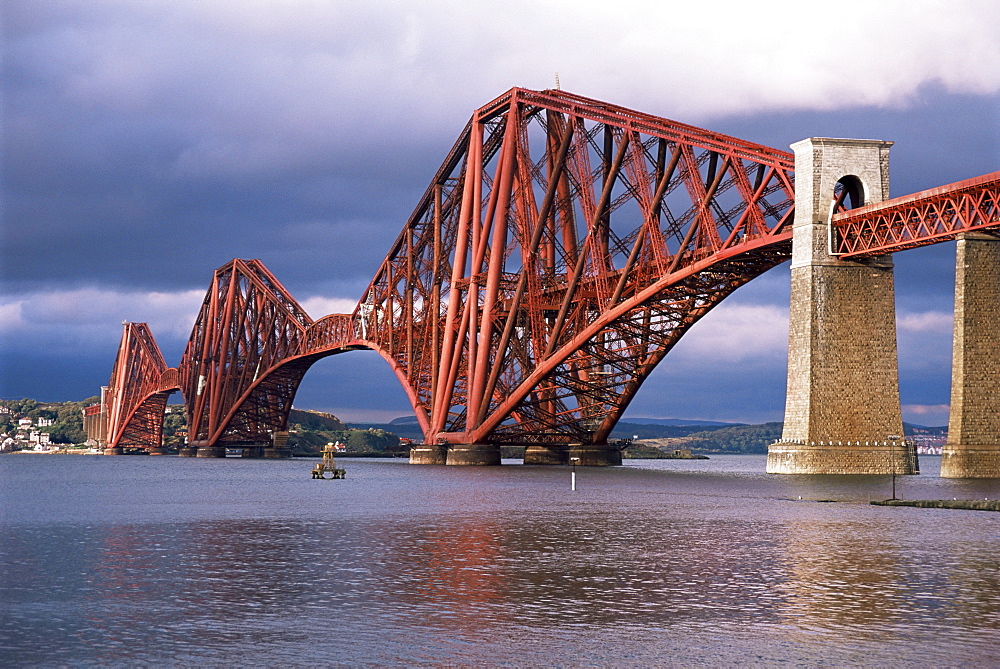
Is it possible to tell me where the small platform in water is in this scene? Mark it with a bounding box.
[311,442,346,479]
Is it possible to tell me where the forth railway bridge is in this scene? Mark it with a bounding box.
[87,88,1000,477]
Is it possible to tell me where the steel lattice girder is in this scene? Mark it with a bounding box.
[834,171,1000,257]
[179,259,314,446]
[104,89,1000,451]
[105,323,178,450]
[350,87,797,445]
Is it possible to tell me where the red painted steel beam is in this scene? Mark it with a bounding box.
[179,259,313,447]
[835,171,1000,257]
[105,323,179,450]
[106,88,800,449]
[347,87,797,446]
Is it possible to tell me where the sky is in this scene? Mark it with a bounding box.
[2,0,999,426]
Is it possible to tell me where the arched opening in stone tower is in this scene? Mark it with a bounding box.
[833,174,865,212]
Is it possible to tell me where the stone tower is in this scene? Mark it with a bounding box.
[767,138,915,475]
[941,233,1000,478]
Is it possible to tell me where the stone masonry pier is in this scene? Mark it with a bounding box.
[941,233,1000,478]
[767,138,915,475]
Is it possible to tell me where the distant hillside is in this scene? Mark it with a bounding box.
[289,409,346,431]
[632,421,948,455]
[905,423,947,435]
[637,422,784,454]
[389,416,420,425]
[611,421,742,440]
[621,417,744,427]
[347,420,424,440]
[356,416,748,443]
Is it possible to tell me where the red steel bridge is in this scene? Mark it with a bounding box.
[95,88,1000,456]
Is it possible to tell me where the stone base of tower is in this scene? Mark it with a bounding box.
[265,432,291,458]
[522,443,622,466]
[940,446,1000,478]
[767,441,917,475]
[523,444,568,465]
[445,444,502,466]
[567,444,623,467]
[103,447,125,456]
[774,138,906,476]
[178,447,198,457]
[410,443,448,464]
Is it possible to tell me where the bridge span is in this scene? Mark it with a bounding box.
[89,88,1000,476]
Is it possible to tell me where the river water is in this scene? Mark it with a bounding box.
[1,454,998,666]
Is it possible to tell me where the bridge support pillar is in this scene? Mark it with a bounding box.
[445,444,502,466]
[241,445,265,458]
[941,233,1000,478]
[768,138,914,475]
[190,441,226,457]
[410,443,448,464]
[567,444,623,467]
[178,447,197,457]
[263,431,292,458]
[523,445,568,465]
[103,447,125,455]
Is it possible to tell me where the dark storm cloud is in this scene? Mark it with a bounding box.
[2,0,460,295]
[2,1,997,424]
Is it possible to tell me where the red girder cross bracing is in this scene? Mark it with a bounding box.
[105,323,179,450]
[101,87,999,451]
[834,170,1000,257]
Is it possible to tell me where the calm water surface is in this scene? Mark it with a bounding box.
[2,454,998,666]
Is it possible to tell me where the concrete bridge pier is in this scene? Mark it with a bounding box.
[567,444,623,467]
[409,443,448,464]
[189,441,226,457]
[523,444,569,465]
[445,444,502,466]
[263,431,292,458]
[941,233,1000,478]
[408,443,503,465]
[768,138,915,475]
[522,444,622,466]
[408,441,622,466]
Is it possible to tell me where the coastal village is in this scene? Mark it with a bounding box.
[0,409,57,450]
[0,400,99,453]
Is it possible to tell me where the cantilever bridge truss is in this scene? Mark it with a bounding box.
[98,88,1000,452]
